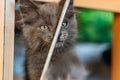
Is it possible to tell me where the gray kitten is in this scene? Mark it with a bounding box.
[19,0,88,80]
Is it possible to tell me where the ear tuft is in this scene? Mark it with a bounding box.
[19,0,40,16]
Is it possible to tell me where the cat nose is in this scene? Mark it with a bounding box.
[48,34,53,40]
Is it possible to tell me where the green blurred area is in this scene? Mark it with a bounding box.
[76,8,114,43]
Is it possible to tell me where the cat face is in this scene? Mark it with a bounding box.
[20,0,77,48]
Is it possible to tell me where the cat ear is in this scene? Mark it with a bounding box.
[19,0,40,17]
[59,0,74,18]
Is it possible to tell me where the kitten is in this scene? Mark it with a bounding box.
[18,0,88,80]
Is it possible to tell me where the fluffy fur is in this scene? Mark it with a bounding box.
[18,0,87,80]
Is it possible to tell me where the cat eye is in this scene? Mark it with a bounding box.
[39,25,48,30]
[62,22,67,27]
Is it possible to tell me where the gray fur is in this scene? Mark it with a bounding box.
[20,0,83,80]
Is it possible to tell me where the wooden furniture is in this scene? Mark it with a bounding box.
[0,0,120,80]
[113,13,120,80]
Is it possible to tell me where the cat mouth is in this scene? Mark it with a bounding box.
[46,39,65,48]
[55,41,64,48]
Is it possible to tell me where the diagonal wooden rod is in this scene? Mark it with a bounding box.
[40,0,71,80]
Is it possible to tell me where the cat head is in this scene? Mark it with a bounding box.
[20,0,77,49]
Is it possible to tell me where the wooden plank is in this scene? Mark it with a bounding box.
[0,0,4,80]
[34,0,120,13]
[74,0,120,13]
[113,13,120,80]
[4,0,15,80]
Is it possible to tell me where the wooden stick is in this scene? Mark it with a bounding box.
[0,0,4,80]
[40,0,71,80]
[3,0,15,80]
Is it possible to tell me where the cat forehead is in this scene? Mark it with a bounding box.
[37,4,60,25]
[38,4,59,16]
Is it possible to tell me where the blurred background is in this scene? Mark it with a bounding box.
[14,7,113,80]
[76,8,113,43]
